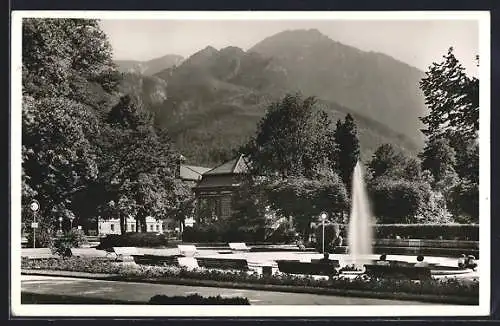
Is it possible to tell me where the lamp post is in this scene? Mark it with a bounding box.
[29,200,40,248]
[320,212,328,254]
[58,216,63,234]
[69,216,75,230]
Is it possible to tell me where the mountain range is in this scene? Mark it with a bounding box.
[116,29,428,167]
[115,54,184,76]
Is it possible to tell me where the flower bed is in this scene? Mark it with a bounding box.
[148,294,250,305]
[22,257,478,300]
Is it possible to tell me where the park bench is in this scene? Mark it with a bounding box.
[105,247,138,261]
[196,257,250,271]
[132,254,180,266]
[229,242,251,252]
[178,244,198,257]
[277,260,339,276]
[364,264,432,280]
[311,259,341,267]
[22,248,54,258]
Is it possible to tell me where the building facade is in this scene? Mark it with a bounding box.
[193,155,249,224]
[98,216,165,235]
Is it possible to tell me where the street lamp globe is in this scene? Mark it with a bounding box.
[320,212,327,221]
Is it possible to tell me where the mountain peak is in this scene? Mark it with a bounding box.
[220,46,245,55]
[200,45,219,54]
[249,28,333,54]
[184,45,220,67]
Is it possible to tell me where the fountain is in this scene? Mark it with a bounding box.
[347,161,374,267]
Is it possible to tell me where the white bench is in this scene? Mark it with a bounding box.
[178,257,199,269]
[229,242,250,251]
[106,247,139,260]
[178,245,197,257]
[22,248,54,258]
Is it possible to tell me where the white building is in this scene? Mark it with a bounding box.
[98,216,165,235]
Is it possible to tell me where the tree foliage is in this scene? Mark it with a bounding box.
[97,95,182,233]
[239,94,358,239]
[419,47,479,140]
[241,93,335,179]
[230,177,269,239]
[419,137,457,185]
[370,177,433,224]
[366,144,449,224]
[22,18,120,106]
[368,144,422,181]
[21,18,122,235]
[22,18,185,237]
[333,113,360,189]
[265,173,348,238]
[416,47,479,223]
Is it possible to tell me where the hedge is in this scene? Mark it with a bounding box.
[314,224,478,241]
[372,224,478,241]
[148,294,250,305]
[181,225,293,244]
[97,232,168,249]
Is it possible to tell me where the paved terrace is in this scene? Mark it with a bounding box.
[20,247,480,280]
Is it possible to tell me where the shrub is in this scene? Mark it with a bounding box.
[51,229,88,257]
[25,223,55,248]
[314,224,345,252]
[265,223,297,244]
[148,294,250,305]
[181,224,266,243]
[181,225,221,243]
[98,232,168,249]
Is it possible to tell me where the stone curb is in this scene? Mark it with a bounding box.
[22,269,478,305]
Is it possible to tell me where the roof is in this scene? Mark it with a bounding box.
[180,164,212,181]
[204,154,249,176]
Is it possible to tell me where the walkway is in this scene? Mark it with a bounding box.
[22,275,436,305]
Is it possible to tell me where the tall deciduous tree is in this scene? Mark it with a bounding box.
[241,93,335,179]
[22,18,120,240]
[22,96,101,231]
[98,95,180,233]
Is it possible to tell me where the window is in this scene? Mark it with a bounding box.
[150,225,153,231]
[156,225,160,231]
[110,224,115,232]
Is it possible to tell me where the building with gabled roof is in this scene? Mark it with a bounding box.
[193,154,250,223]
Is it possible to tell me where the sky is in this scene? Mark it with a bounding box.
[99,19,479,76]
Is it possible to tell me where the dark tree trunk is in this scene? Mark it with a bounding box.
[119,214,126,235]
[135,218,140,233]
[140,216,147,233]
